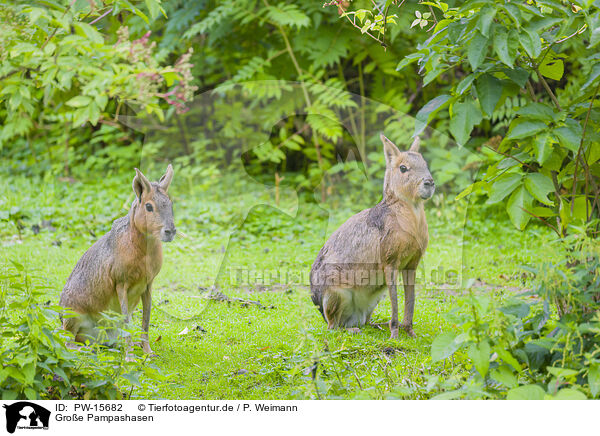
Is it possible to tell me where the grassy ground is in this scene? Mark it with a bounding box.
[0,174,559,399]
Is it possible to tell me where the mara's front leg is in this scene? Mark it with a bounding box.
[385,266,399,339]
[141,284,155,355]
[401,269,417,337]
[116,283,134,362]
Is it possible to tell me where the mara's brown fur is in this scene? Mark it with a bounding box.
[310,134,435,338]
[59,165,176,360]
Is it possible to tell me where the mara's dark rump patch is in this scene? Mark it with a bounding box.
[366,201,389,232]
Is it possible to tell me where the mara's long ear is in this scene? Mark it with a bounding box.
[158,164,174,192]
[409,136,421,152]
[133,168,152,202]
[381,133,401,166]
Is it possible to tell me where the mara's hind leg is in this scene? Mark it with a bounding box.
[323,289,371,334]
[323,289,342,329]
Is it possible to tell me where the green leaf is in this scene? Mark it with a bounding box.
[66,96,92,108]
[525,173,554,206]
[516,103,557,123]
[88,103,101,126]
[494,29,518,68]
[431,390,463,400]
[587,12,600,48]
[468,341,490,378]
[122,372,141,387]
[507,384,545,400]
[10,260,24,271]
[431,332,464,362]
[396,53,421,71]
[72,107,89,127]
[2,390,18,400]
[539,58,564,81]
[266,3,310,28]
[475,74,503,117]
[547,367,578,379]
[523,342,550,370]
[468,32,489,70]
[582,63,600,91]
[552,388,587,400]
[449,99,483,146]
[566,196,592,221]
[507,185,533,230]
[554,120,583,152]
[491,365,517,388]
[506,120,547,140]
[519,28,542,59]
[504,67,530,87]
[588,365,600,398]
[534,133,554,165]
[456,73,477,95]
[487,173,522,204]
[95,95,108,111]
[22,362,35,383]
[43,41,56,56]
[531,206,555,217]
[502,4,522,28]
[477,6,497,37]
[73,22,104,45]
[144,0,160,19]
[415,94,452,136]
[24,387,37,400]
[517,3,544,17]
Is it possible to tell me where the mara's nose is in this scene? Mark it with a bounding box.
[164,228,176,238]
[424,178,435,188]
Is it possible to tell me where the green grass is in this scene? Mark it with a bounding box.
[0,174,561,399]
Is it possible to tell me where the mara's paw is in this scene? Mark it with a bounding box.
[402,324,416,338]
[346,327,361,335]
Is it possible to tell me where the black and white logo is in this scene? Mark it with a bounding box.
[2,402,50,434]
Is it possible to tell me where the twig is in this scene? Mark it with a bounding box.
[342,13,385,45]
[89,7,113,25]
[551,171,563,235]
[534,65,561,111]
[0,66,40,81]
[205,290,275,310]
[525,80,537,102]
[570,80,600,216]
[41,0,77,50]
[483,144,536,171]
[427,4,438,24]
[554,24,587,45]
[520,207,561,236]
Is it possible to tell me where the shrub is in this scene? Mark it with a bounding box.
[430,225,600,399]
[0,261,166,400]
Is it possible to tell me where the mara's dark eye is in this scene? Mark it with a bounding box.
[399,165,408,173]
[145,203,154,212]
